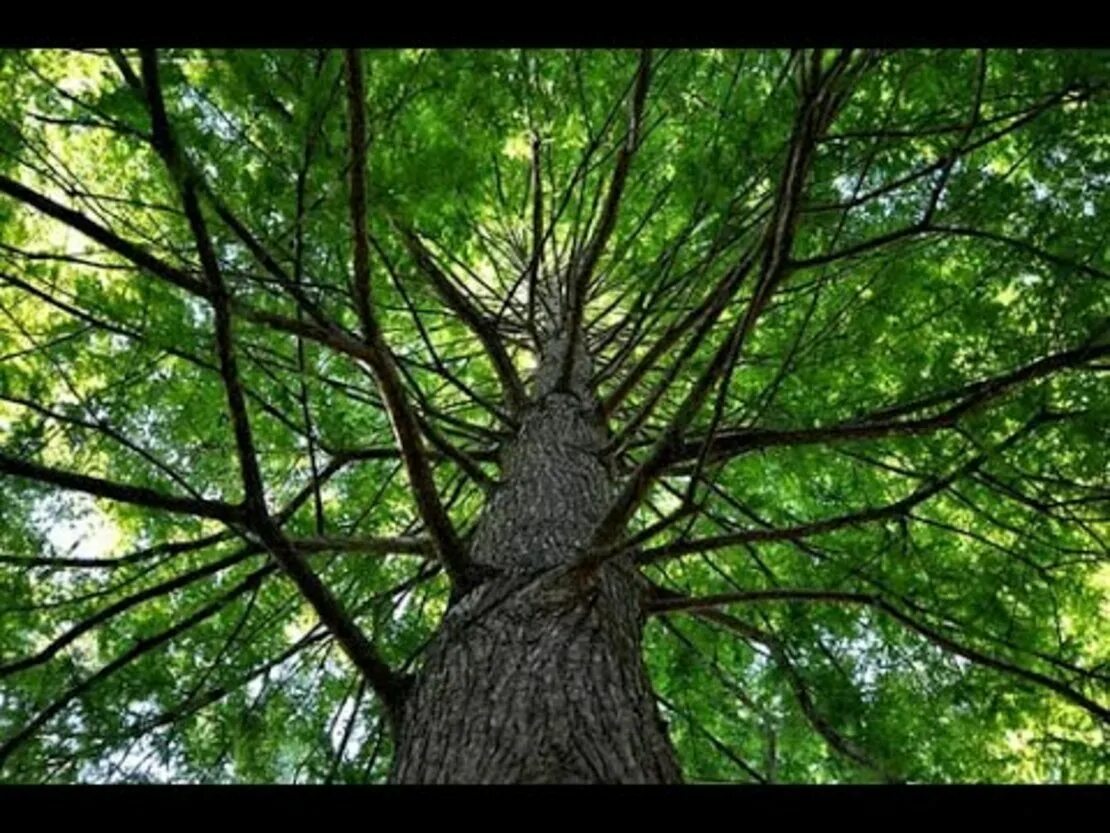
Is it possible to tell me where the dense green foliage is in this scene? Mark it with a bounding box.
[0,48,1107,783]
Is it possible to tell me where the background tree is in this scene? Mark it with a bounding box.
[0,47,1107,783]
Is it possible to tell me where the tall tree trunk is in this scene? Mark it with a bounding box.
[390,332,682,783]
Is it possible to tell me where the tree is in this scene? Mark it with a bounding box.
[0,47,1106,784]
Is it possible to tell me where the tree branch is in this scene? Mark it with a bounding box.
[139,48,411,728]
[395,224,527,413]
[0,451,245,523]
[341,49,475,591]
[648,585,1110,725]
[659,338,1110,469]
[556,49,652,393]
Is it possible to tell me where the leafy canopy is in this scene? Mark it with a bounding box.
[0,48,1107,783]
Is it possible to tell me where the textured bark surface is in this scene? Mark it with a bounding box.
[390,333,682,783]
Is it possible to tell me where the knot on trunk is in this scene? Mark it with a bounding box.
[448,561,503,605]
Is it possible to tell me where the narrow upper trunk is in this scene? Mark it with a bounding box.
[390,331,681,783]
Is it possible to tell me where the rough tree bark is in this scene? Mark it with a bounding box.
[391,329,682,783]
